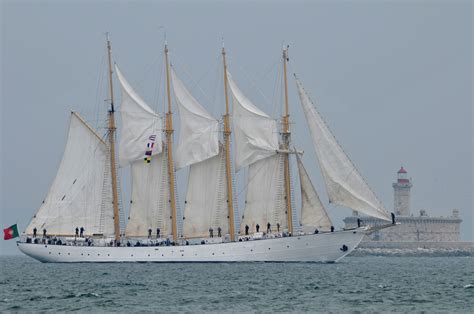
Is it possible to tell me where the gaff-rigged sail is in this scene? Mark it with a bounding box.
[171,68,228,238]
[296,155,332,232]
[228,73,287,233]
[295,77,391,221]
[125,153,173,237]
[227,71,279,172]
[239,154,287,234]
[182,149,228,238]
[25,112,115,236]
[115,65,172,237]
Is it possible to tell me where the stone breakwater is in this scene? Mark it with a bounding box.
[344,216,462,242]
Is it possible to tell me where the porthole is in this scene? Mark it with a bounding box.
[49,252,51,254]
[68,253,70,255]
[287,245,290,248]
[108,254,110,257]
[268,248,271,250]
[148,254,150,257]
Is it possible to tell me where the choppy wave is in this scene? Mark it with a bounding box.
[351,248,474,257]
[0,255,472,312]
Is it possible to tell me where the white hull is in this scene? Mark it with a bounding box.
[18,229,365,263]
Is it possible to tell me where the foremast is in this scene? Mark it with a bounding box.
[106,35,121,242]
[164,44,179,242]
[282,47,294,234]
[221,46,236,241]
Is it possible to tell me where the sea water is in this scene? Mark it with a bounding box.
[0,255,472,312]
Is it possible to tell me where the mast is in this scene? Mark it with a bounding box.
[222,46,236,241]
[106,34,121,242]
[164,43,178,242]
[282,47,294,234]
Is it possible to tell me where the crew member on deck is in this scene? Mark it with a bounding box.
[75,227,79,238]
[314,229,319,234]
[277,223,280,232]
[256,224,260,233]
[331,226,335,232]
[217,226,222,237]
[245,225,249,235]
[148,228,152,239]
[209,227,214,238]
[43,228,47,238]
[80,227,84,237]
[33,227,37,238]
[156,228,160,238]
[267,222,271,233]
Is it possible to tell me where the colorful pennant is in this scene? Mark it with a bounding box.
[144,135,157,163]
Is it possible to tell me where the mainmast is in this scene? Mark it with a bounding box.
[164,44,178,242]
[106,34,121,242]
[282,47,294,234]
[222,46,236,241]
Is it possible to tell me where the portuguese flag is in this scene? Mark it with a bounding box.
[3,224,19,240]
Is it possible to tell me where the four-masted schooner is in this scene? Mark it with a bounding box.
[17,37,395,263]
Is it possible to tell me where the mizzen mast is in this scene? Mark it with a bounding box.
[222,46,236,241]
[282,46,294,234]
[164,44,179,242]
[106,34,121,242]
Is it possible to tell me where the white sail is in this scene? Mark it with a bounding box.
[227,72,279,171]
[171,67,219,169]
[25,112,115,236]
[296,155,332,232]
[182,148,228,238]
[115,65,162,167]
[295,78,391,221]
[239,154,287,234]
[116,65,173,237]
[125,151,173,237]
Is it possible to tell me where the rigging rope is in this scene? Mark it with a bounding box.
[93,50,107,131]
[153,51,164,115]
[171,52,219,106]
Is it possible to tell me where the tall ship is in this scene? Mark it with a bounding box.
[17,38,395,262]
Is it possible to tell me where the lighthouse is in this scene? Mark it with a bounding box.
[393,167,412,216]
[345,165,462,244]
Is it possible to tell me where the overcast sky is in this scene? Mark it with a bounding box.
[1,0,472,255]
